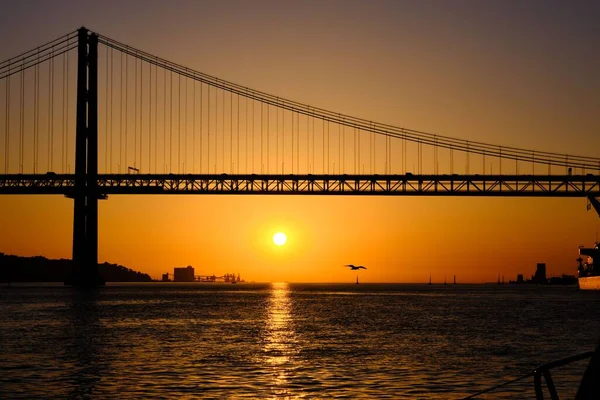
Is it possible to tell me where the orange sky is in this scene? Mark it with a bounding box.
[1,1,599,282]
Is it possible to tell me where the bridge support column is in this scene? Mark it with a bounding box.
[66,28,104,287]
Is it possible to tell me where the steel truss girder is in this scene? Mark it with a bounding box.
[0,174,599,197]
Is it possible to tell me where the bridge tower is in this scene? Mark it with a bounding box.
[65,27,104,287]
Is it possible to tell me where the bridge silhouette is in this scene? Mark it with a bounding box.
[1,27,599,286]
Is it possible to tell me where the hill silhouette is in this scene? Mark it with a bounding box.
[0,253,152,282]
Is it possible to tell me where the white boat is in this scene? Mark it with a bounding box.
[577,242,600,290]
[578,276,600,290]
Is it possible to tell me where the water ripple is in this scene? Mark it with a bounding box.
[1,283,598,398]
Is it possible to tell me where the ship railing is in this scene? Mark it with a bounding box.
[532,351,594,400]
[459,351,594,400]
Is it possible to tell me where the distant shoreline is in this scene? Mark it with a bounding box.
[0,253,152,283]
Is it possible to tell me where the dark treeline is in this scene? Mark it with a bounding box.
[0,253,152,282]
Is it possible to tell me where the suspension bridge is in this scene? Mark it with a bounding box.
[1,27,599,286]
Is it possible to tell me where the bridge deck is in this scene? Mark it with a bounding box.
[0,174,598,197]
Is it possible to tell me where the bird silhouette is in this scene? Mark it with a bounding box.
[344,264,367,270]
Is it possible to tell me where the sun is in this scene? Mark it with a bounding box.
[273,232,287,246]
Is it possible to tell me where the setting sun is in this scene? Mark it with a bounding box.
[273,232,287,246]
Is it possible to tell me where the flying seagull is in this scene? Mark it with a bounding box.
[345,264,367,270]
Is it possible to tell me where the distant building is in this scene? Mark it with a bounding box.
[516,274,524,283]
[161,273,170,282]
[533,263,547,284]
[174,266,195,282]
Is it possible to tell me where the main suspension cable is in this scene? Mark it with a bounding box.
[98,33,600,171]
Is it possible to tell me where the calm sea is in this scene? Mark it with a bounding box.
[1,283,599,399]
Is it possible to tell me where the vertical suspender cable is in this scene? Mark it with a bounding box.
[169,70,172,172]
[368,124,371,173]
[312,114,315,173]
[33,61,38,173]
[192,78,195,172]
[358,127,361,173]
[251,100,256,172]
[62,51,66,172]
[110,48,113,172]
[390,133,392,174]
[466,142,470,174]
[499,146,502,175]
[322,121,325,174]
[245,95,247,173]
[66,44,70,172]
[60,53,66,173]
[36,53,40,173]
[163,67,166,172]
[306,114,315,173]
[403,133,406,174]
[305,112,309,171]
[125,54,128,170]
[148,61,152,172]
[371,123,374,174]
[383,135,390,175]
[327,121,330,174]
[434,136,437,174]
[134,56,138,168]
[140,58,143,172]
[222,89,224,172]
[267,103,269,173]
[282,106,284,173]
[230,91,233,172]
[229,91,232,172]
[119,51,123,173]
[215,88,218,172]
[260,102,263,173]
[306,112,309,172]
[298,112,301,173]
[215,86,218,172]
[4,71,9,173]
[177,74,181,173]
[214,82,218,172]
[237,93,239,173]
[276,102,278,173]
[342,124,345,174]
[338,121,341,174]
[353,127,356,174]
[420,139,422,174]
[251,99,254,173]
[49,48,54,172]
[384,129,387,174]
[177,73,181,173]
[389,132,392,173]
[184,74,187,173]
[19,60,24,173]
[207,84,210,173]
[105,46,108,172]
[385,132,394,174]
[154,62,157,173]
[199,81,204,173]
[292,110,296,174]
[109,47,114,172]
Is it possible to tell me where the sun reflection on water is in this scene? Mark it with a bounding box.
[264,282,299,396]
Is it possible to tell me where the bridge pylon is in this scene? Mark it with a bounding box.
[65,27,105,287]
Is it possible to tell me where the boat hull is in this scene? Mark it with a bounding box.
[578,276,600,290]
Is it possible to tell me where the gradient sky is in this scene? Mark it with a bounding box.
[1,0,599,282]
